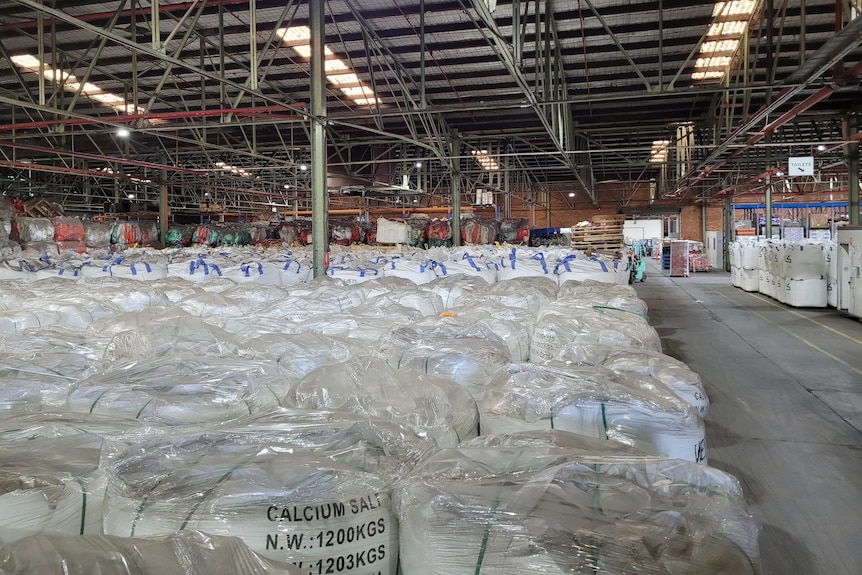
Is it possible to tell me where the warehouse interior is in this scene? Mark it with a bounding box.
[0,1,861,574]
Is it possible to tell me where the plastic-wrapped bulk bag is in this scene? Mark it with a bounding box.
[461,217,499,245]
[438,303,534,362]
[381,258,436,284]
[15,218,54,243]
[366,289,444,317]
[66,356,282,426]
[19,241,58,259]
[50,217,84,242]
[431,253,498,284]
[137,221,160,247]
[394,445,759,575]
[0,531,303,575]
[249,333,358,383]
[497,248,556,282]
[278,258,313,285]
[82,220,112,248]
[289,357,478,447]
[110,221,141,250]
[783,241,827,279]
[0,435,105,542]
[555,253,626,285]
[581,348,709,416]
[165,258,225,283]
[330,221,362,246]
[32,263,83,281]
[192,225,221,247]
[0,240,22,260]
[0,309,61,332]
[165,224,195,248]
[488,275,558,310]
[406,216,430,247]
[531,303,661,364]
[480,363,706,462]
[499,218,530,244]
[103,417,433,575]
[558,279,646,314]
[419,274,488,309]
[427,219,452,247]
[375,217,409,244]
[740,241,759,270]
[375,325,511,400]
[0,412,170,465]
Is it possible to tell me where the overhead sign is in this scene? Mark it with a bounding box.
[788,156,814,176]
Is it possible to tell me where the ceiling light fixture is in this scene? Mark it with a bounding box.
[568,192,576,197]
[299,163,308,171]
[692,1,760,81]
[471,149,500,171]
[116,128,130,137]
[817,144,826,151]
[649,140,671,164]
[11,54,146,115]
[276,27,380,107]
[214,160,251,178]
[415,161,423,168]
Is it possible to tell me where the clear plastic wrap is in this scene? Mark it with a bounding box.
[66,356,282,426]
[395,444,759,575]
[480,363,706,462]
[431,253,498,284]
[0,435,106,542]
[288,357,479,446]
[0,240,21,260]
[531,302,661,364]
[418,274,490,309]
[0,531,303,575]
[248,333,359,383]
[103,416,433,574]
[558,279,649,316]
[375,324,511,400]
[50,217,85,242]
[588,348,709,416]
[430,302,534,362]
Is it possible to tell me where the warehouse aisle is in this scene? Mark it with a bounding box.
[634,261,862,575]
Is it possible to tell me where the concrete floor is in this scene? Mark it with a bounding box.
[632,260,862,575]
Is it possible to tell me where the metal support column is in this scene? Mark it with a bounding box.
[159,162,168,244]
[724,197,733,272]
[845,116,860,225]
[249,0,258,90]
[419,0,426,109]
[702,202,707,244]
[451,131,462,247]
[765,174,773,238]
[310,0,328,277]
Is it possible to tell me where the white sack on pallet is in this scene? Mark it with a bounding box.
[740,241,760,270]
[394,445,759,575]
[531,303,661,364]
[740,268,759,292]
[782,241,827,279]
[15,218,54,243]
[66,356,282,426]
[0,436,106,543]
[327,265,382,284]
[289,357,478,447]
[480,363,707,462]
[82,220,112,248]
[103,417,433,574]
[0,531,303,575]
[375,325,511,400]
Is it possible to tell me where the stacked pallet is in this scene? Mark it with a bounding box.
[571,214,625,251]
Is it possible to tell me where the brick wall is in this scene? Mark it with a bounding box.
[679,206,725,242]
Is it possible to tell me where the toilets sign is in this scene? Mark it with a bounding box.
[788,156,814,176]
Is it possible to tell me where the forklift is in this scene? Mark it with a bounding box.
[628,244,647,284]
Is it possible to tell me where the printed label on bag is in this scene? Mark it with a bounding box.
[260,493,396,575]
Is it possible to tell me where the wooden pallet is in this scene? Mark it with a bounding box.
[22,198,63,218]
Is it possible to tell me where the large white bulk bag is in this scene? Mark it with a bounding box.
[277,258,313,285]
[555,254,625,285]
[436,302,534,362]
[783,241,827,279]
[784,277,827,308]
[66,356,282,426]
[0,531,303,575]
[381,258,436,284]
[827,277,838,307]
[0,309,60,332]
[775,276,786,303]
[431,254,498,284]
[376,217,409,244]
[288,357,479,446]
[108,259,169,281]
[249,333,358,384]
[0,435,105,542]
[480,364,707,462]
[420,274,492,309]
[740,268,759,292]
[558,280,648,316]
[104,416,434,575]
[165,258,226,283]
[497,249,556,282]
[740,242,760,269]
[394,444,759,575]
[326,265,381,284]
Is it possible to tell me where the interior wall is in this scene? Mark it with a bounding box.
[624,219,662,241]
